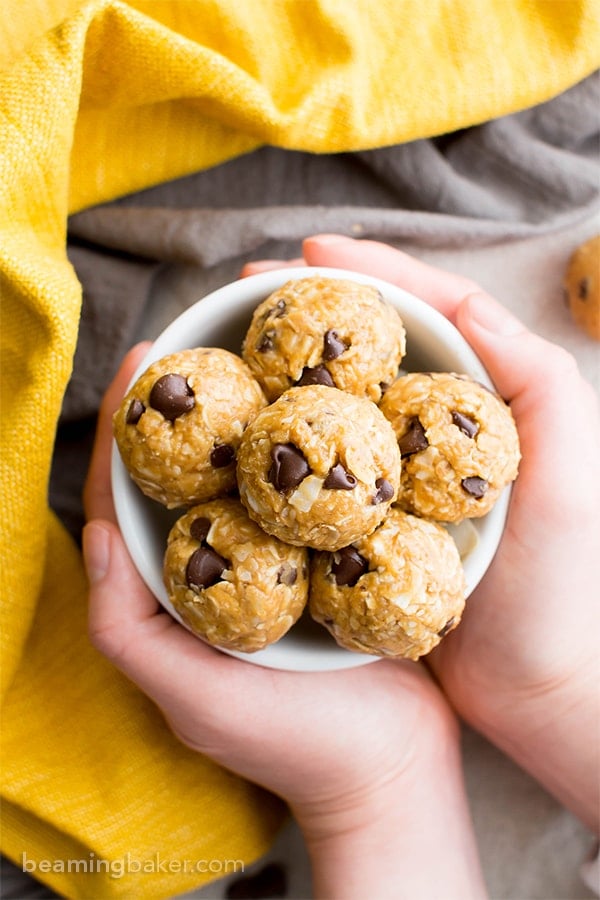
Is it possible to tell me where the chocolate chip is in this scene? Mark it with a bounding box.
[451,411,479,439]
[269,299,287,318]
[186,546,229,590]
[323,463,357,490]
[256,331,275,352]
[189,517,211,543]
[276,563,297,586]
[461,476,488,498]
[210,443,236,468]
[372,477,394,504]
[295,365,335,388]
[398,417,429,457]
[331,546,368,587]
[578,277,590,300]
[322,329,348,361]
[268,443,310,492]
[226,862,287,900]
[149,373,195,420]
[125,398,145,424]
[438,616,456,637]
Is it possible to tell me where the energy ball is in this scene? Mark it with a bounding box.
[242,276,406,402]
[310,507,465,660]
[379,372,520,522]
[564,235,600,341]
[113,348,267,508]
[163,498,308,653]
[237,385,401,551]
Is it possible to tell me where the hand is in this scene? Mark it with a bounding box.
[243,235,600,831]
[83,345,486,898]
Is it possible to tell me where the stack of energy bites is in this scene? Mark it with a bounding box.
[114,277,520,661]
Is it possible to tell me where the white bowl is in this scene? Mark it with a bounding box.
[112,266,509,671]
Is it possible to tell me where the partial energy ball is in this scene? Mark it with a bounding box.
[237,385,401,551]
[564,235,600,341]
[163,498,308,653]
[242,276,406,402]
[310,508,465,660]
[379,372,520,522]
[113,348,267,508]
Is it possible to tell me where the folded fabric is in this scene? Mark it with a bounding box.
[1,2,599,898]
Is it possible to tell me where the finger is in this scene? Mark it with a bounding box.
[302,235,481,321]
[83,342,152,522]
[240,258,305,277]
[84,518,264,697]
[84,517,298,761]
[456,291,597,411]
[456,292,600,514]
[84,519,161,627]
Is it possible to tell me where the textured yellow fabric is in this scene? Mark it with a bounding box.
[0,1,598,898]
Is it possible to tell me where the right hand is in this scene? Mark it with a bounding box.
[243,234,600,830]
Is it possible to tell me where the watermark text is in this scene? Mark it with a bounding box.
[22,851,244,880]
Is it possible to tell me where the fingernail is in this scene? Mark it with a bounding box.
[465,292,524,337]
[304,233,353,246]
[244,260,283,272]
[83,522,111,585]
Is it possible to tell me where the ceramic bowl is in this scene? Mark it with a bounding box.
[111,266,509,671]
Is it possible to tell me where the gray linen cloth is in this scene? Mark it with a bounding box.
[18,70,596,900]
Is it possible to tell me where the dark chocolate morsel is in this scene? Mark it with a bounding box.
[451,411,479,439]
[185,546,229,590]
[276,563,297,586]
[126,398,145,425]
[210,443,236,468]
[578,277,590,300]
[269,299,287,318]
[256,331,275,352]
[149,373,195,420]
[398,417,429,457]
[372,477,394,504]
[190,517,211,543]
[461,476,488,498]
[331,546,369,587]
[324,463,357,490]
[322,329,348,361]
[268,443,310,492]
[438,616,456,637]
[295,365,335,388]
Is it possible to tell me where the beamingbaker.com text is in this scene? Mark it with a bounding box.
[22,851,245,880]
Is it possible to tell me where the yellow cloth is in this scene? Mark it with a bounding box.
[0,1,598,897]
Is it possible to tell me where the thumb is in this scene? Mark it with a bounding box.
[457,293,600,505]
[456,292,584,406]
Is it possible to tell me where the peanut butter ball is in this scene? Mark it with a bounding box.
[113,348,267,508]
[242,276,406,402]
[237,385,401,551]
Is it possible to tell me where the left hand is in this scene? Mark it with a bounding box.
[82,346,484,900]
